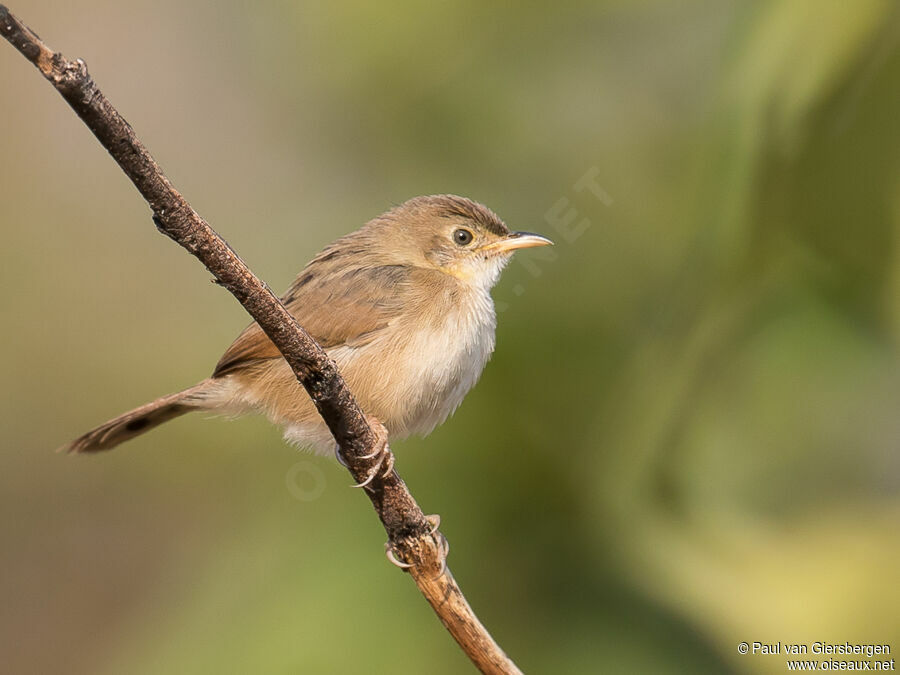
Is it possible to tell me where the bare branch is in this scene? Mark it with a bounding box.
[0,6,522,674]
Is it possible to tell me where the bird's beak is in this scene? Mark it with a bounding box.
[482,231,554,254]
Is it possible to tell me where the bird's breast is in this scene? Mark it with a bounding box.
[335,284,497,438]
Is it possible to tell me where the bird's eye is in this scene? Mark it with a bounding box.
[453,228,474,246]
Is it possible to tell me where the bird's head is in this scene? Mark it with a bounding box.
[369,195,553,289]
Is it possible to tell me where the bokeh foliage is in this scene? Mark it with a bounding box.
[1,1,898,673]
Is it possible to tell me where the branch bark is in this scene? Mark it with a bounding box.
[0,7,522,674]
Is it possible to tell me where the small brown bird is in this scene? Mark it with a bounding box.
[63,195,552,456]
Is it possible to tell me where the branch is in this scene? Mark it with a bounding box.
[0,7,522,674]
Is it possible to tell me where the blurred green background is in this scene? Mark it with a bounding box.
[2,1,899,673]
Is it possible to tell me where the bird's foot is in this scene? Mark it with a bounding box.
[384,514,450,577]
[349,416,394,489]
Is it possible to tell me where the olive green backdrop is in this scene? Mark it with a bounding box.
[2,1,898,673]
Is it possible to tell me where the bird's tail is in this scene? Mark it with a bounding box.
[60,380,217,454]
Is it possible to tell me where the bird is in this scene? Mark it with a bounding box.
[62,195,552,458]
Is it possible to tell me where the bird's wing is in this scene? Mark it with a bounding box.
[212,263,411,378]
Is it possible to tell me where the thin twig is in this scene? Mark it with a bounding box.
[0,6,522,674]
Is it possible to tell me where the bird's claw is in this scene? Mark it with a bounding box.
[434,530,450,577]
[333,443,349,468]
[385,541,413,569]
[384,517,450,577]
[349,416,394,489]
